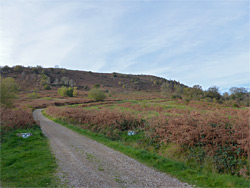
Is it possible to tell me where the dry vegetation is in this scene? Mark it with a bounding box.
[45,107,144,140]
[0,108,36,135]
[45,100,250,177]
[1,66,249,180]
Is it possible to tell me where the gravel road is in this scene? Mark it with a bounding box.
[33,109,192,188]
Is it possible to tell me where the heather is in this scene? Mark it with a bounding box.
[45,106,144,139]
[45,101,250,178]
[0,108,37,135]
[148,110,250,176]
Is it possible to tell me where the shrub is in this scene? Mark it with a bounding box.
[45,106,144,138]
[148,109,250,175]
[40,73,51,90]
[0,77,19,107]
[40,74,48,88]
[32,66,42,74]
[44,84,51,90]
[13,65,24,72]
[88,88,106,101]
[93,84,100,88]
[66,87,73,97]
[28,91,40,99]
[73,87,78,97]
[1,66,11,73]
[0,108,36,135]
[58,86,73,97]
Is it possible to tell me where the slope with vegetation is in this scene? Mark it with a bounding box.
[0,65,174,92]
[44,98,250,187]
[1,65,249,107]
[1,65,249,187]
[0,77,58,187]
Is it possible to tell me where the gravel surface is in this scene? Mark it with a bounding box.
[33,109,192,188]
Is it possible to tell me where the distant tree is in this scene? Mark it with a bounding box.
[161,82,174,95]
[183,87,193,101]
[13,65,24,72]
[161,81,185,97]
[222,92,230,100]
[229,87,247,100]
[0,77,19,107]
[229,87,249,106]
[40,74,50,90]
[88,88,106,101]
[206,86,221,100]
[193,85,202,90]
[32,65,42,74]
[191,85,204,100]
[1,66,11,73]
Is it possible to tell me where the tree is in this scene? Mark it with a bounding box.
[222,92,230,100]
[229,87,247,100]
[40,74,50,90]
[191,85,204,100]
[88,88,106,101]
[0,77,19,107]
[206,86,221,100]
[161,82,174,96]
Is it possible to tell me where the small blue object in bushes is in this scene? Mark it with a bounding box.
[17,133,32,138]
[128,131,136,136]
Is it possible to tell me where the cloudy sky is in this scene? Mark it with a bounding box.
[0,0,249,92]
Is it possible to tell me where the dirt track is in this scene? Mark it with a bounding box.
[33,109,191,188]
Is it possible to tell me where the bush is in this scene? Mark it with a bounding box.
[43,84,51,90]
[28,91,40,99]
[93,84,100,88]
[1,66,11,73]
[13,65,24,72]
[88,88,106,101]
[73,87,78,97]
[0,77,19,107]
[0,108,36,135]
[57,86,73,97]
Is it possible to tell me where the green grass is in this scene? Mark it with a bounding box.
[43,111,250,188]
[1,126,57,187]
[40,97,53,100]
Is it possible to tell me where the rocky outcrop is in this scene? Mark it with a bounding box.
[51,76,75,87]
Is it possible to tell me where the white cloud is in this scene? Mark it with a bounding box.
[0,0,249,91]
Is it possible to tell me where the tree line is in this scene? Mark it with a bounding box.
[161,82,249,107]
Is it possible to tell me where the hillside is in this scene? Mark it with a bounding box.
[0,66,186,92]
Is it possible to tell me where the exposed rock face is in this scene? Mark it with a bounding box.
[47,77,51,84]
[53,78,60,85]
[50,76,75,86]
[21,71,26,79]
[61,77,69,85]
[30,74,36,80]
[69,79,75,87]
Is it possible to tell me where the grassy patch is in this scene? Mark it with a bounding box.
[43,111,250,187]
[40,97,53,100]
[1,126,57,187]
